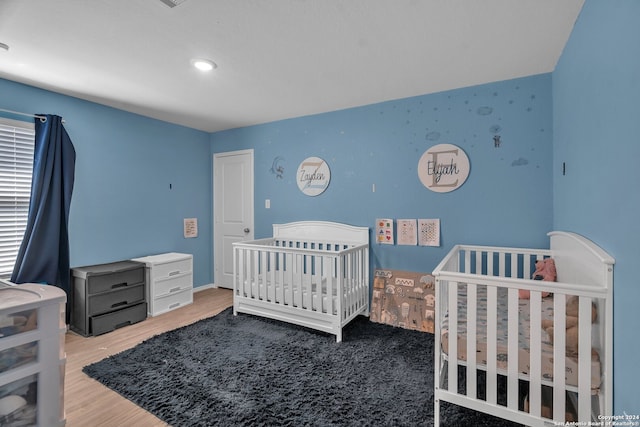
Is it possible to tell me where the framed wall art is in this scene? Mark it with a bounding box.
[297,156,331,196]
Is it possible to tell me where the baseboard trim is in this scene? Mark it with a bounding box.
[194,283,216,292]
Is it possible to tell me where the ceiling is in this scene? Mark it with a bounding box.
[0,0,584,133]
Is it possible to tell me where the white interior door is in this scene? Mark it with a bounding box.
[213,149,254,288]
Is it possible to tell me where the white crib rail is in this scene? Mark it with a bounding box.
[433,239,612,427]
[233,236,369,342]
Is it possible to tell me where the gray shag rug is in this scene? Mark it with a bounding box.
[83,308,522,427]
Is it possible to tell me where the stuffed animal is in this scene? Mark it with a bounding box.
[541,295,597,356]
[519,258,556,299]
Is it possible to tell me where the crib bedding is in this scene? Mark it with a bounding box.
[440,285,601,390]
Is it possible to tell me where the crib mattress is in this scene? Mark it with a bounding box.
[441,286,601,390]
[237,278,341,315]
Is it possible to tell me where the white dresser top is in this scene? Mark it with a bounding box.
[131,252,192,266]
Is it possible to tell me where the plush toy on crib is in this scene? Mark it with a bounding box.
[541,295,597,357]
[518,258,556,299]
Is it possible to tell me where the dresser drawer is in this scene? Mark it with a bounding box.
[87,283,145,316]
[90,302,146,336]
[86,267,145,294]
[154,258,192,280]
[154,272,193,298]
[151,289,192,316]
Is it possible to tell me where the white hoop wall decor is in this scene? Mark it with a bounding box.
[417,144,470,193]
[297,157,331,196]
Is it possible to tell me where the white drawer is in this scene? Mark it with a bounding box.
[154,272,193,298]
[155,258,192,280]
[151,288,192,316]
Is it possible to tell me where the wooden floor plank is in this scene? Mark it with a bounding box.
[64,287,233,427]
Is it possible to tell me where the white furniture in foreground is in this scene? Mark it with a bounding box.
[0,283,66,427]
[432,231,613,426]
[132,253,193,317]
[233,221,370,342]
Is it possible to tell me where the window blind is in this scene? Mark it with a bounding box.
[0,118,35,278]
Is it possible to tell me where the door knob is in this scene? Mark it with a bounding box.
[244,228,250,233]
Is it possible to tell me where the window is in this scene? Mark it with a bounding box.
[0,118,35,278]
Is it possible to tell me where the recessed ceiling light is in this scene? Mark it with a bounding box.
[192,59,217,72]
[159,0,188,7]
[0,42,9,51]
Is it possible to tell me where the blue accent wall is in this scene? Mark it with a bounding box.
[553,0,640,415]
[211,74,554,275]
[0,79,212,287]
[4,1,635,412]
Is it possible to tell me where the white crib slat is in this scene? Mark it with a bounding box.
[299,254,306,308]
[524,256,531,281]
[349,251,355,316]
[323,255,332,315]
[352,250,358,315]
[305,254,312,310]
[236,248,242,295]
[352,251,358,313]
[467,283,477,400]
[350,252,357,315]
[255,248,261,298]
[244,248,251,297]
[263,250,270,300]
[248,248,255,298]
[256,249,262,299]
[252,250,260,299]
[312,254,320,311]
[268,251,276,302]
[336,254,343,321]
[236,248,244,299]
[241,248,248,297]
[287,253,300,307]
[258,250,265,301]
[511,253,518,279]
[277,251,284,305]
[553,294,566,422]
[507,287,519,410]
[336,254,352,316]
[486,284,497,405]
[529,291,542,418]
[464,250,471,274]
[447,281,458,394]
[578,296,592,421]
[361,249,367,311]
[284,248,289,303]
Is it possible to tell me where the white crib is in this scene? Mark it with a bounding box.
[232,221,370,342]
[432,231,613,426]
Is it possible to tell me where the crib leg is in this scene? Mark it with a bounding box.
[434,360,446,427]
[336,330,342,343]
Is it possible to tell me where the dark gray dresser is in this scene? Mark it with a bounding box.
[70,260,147,336]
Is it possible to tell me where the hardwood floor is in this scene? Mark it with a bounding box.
[64,287,233,427]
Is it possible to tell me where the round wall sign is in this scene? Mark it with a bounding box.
[297,157,331,196]
[417,144,470,193]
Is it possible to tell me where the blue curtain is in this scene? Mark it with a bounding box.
[11,114,76,313]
